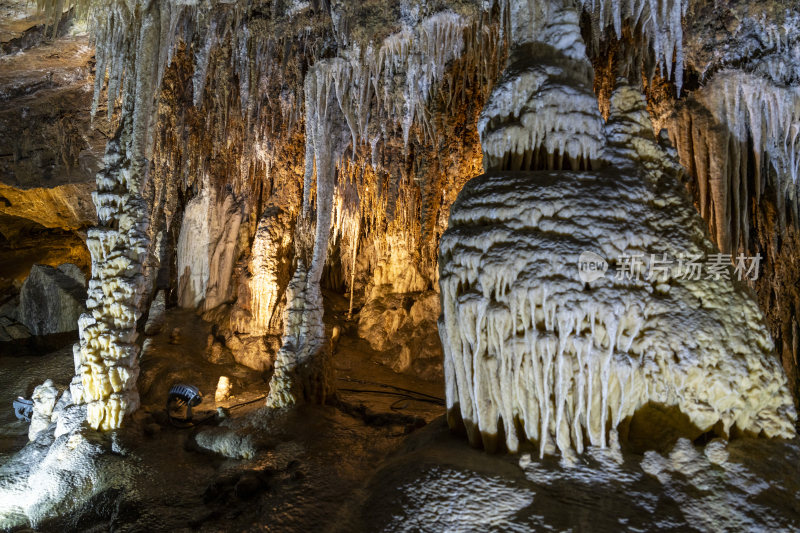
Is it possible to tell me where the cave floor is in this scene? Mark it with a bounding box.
[0,292,447,532]
[1,298,799,532]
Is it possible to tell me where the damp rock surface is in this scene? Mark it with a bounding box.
[358,290,444,380]
[357,418,800,532]
[17,264,86,336]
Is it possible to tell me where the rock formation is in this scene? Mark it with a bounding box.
[0,0,799,527]
[17,263,86,336]
[438,3,797,456]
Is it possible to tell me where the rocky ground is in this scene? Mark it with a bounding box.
[0,294,446,531]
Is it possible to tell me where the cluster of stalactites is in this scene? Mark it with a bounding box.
[687,8,800,86]
[266,6,500,405]
[666,71,800,254]
[578,0,687,94]
[286,10,472,163]
[479,4,605,173]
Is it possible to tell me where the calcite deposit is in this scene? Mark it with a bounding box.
[438,4,796,455]
[0,0,799,529]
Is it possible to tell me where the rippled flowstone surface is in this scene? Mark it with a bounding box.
[439,80,797,457]
[356,418,800,532]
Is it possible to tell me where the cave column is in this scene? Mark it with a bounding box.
[69,0,162,430]
[266,63,338,407]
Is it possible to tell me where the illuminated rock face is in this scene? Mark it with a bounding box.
[439,15,798,455]
[177,187,244,310]
[249,207,294,337]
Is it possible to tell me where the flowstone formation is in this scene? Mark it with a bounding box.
[438,4,797,457]
[479,5,605,172]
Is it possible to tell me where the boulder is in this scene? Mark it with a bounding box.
[17,264,86,336]
[0,315,30,341]
[206,341,235,365]
[227,334,275,372]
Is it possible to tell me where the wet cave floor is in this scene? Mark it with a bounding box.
[0,293,799,532]
[0,292,448,532]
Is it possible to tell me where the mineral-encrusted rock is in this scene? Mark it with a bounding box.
[177,188,244,310]
[215,376,232,403]
[358,290,444,379]
[17,263,86,336]
[28,380,59,441]
[439,83,797,456]
[248,207,295,336]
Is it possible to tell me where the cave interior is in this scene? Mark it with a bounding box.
[0,0,799,530]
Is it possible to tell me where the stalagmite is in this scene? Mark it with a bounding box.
[75,136,151,431]
[479,4,605,172]
[439,4,796,456]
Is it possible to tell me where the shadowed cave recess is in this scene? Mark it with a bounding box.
[0,0,799,530]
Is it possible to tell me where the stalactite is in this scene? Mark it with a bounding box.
[578,0,687,94]
[665,71,800,254]
[331,160,363,313]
